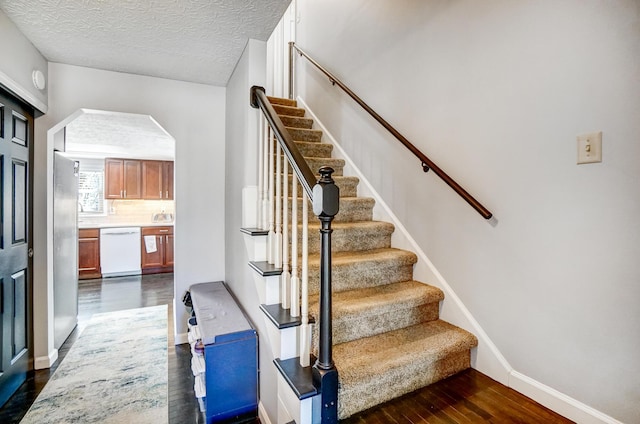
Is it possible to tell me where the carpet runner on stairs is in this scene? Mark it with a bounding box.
[268,95,478,420]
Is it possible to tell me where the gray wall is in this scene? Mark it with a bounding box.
[0,9,48,111]
[33,63,227,362]
[224,39,277,421]
[294,0,640,422]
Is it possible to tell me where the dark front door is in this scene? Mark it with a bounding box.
[0,86,34,407]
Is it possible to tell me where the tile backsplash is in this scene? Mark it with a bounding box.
[79,199,175,227]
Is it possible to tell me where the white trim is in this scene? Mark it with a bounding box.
[296,96,620,424]
[509,371,625,424]
[34,348,58,370]
[0,70,48,113]
[174,332,188,345]
[258,401,272,424]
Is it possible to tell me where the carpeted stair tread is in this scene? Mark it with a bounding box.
[300,221,394,253]
[287,127,323,142]
[290,196,374,223]
[293,140,333,158]
[306,248,417,295]
[311,281,444,318]
[286,175,359,197]
[268,96,297,107]
[281,115,313,129]
[309,281,444,345]
[334,320,478,418]
[304,157,345,176]
[273,104,306,117]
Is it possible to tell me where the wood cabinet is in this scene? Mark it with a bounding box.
[142,160,174,200]
[104,158,142,199]
[79,228,101,279]
[141,226,174,274]
[106,158,174,200]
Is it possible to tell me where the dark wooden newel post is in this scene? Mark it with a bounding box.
[312,166,340,424]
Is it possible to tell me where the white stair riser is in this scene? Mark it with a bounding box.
[264,324,299,361]
[252,273,281,305]
[242,233,267,262]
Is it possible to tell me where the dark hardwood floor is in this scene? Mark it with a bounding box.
[0,273,572,424]
[340,369,574,423]
[0,273,204,424]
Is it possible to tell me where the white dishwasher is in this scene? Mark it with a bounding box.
[100,227,142,277]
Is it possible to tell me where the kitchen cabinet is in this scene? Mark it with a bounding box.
[79,228,101,279]
[104,158,142,199]
[141,226,174,274]
[142,160,174,200]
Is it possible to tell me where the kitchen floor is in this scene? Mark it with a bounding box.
[0,273,205,424]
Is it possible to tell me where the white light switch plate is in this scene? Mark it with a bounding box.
[577,131,602,164]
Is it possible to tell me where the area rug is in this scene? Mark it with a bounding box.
[21,305,168,424]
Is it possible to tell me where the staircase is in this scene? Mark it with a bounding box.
[265,96,478,421]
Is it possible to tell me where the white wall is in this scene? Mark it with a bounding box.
[33,63,226,364]
[224,39,278,421]
[295,1,640,422]
[0,9,48,112]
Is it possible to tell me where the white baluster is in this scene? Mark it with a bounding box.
[257,115,264,229]
[281,159,291,309]
[261,120,269,231]
[300,190,310,367]
[267,129,275,264]
[290,176,300,318]
[274,144,282,268]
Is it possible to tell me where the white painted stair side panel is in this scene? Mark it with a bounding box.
[242,233,268,262]
[264,323,299,361]
[251,272,281,306]
[277,372,320,424]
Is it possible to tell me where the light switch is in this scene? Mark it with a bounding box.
[577,131,602,164]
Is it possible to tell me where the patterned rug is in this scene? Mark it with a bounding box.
[21,305,168,424]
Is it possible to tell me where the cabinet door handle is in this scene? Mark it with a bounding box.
[159,229,169,232]
[159,236,163,244]
[159,190,162,198]
[120,190,123,197]
[124,190,127,198]
[165,190,168,198]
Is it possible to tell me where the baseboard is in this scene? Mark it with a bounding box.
[296,96,620,424]
[174,332,189,345]
[258,401,272,424]
[509,371,624,424]
[34,348,58,370]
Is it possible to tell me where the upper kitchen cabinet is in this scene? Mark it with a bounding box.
[142,160,174,200]
[104,158,142,199]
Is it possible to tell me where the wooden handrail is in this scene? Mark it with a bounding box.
[289,42,493,220]
[251,86,316,200]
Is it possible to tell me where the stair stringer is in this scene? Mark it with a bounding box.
[296,96,513,386]
[240,200,320,424]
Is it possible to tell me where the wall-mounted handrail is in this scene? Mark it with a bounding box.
[289,42,493,220]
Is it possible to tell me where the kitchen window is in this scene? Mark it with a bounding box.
[77,159,106,215]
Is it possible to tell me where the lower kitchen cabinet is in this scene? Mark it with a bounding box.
[79,228,101,279]
[141,226,174,274]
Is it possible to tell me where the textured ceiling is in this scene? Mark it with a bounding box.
[0,0,291,86]
[65,111,175,161]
